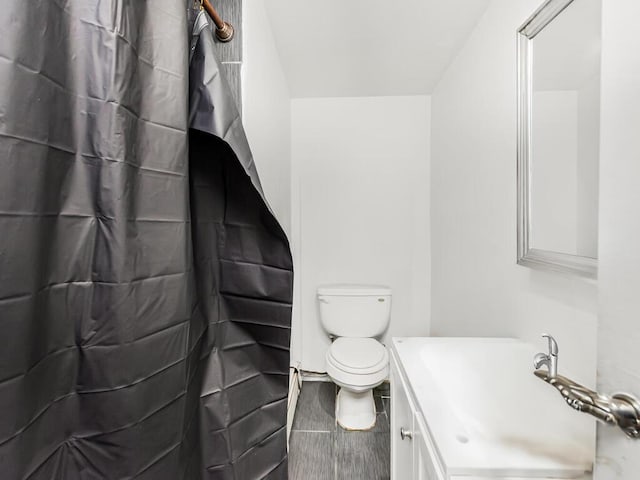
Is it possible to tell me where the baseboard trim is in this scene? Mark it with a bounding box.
[300,371,331,382]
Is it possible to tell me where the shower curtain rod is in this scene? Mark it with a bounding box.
[201,0,234,42]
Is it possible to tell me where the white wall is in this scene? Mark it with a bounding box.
[292,96,431,372]
[429,0,598,398]
[595,0,640,476]
[242,0,292,236]
[242,0,301,368]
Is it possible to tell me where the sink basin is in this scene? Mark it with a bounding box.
[392,337,595,478]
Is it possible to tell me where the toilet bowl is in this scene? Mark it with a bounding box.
[326,337,389,430]
[317,284,392,431]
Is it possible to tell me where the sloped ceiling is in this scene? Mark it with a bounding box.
[264,0,491,98]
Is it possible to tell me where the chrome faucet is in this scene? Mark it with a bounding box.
[532,334,640,439]
[533,334,558,378]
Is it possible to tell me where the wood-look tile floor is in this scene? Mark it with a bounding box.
[288,381,390,480]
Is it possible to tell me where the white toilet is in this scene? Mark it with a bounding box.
[317,284,391,430]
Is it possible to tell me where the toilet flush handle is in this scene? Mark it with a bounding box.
[318,296,330,304]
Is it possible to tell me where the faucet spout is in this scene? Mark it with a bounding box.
[543,333,558,356]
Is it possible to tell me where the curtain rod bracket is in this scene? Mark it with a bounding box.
[201,0,235,43]
[215,22,234,43]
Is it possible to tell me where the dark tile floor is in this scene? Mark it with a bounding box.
[288,381,390,480]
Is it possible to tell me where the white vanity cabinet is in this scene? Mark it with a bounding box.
[390,338,594,480]
[390,351,444,480]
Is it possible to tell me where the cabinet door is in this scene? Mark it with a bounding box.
[416,438,441,480]
[416,450,432,480]
[414,412,446,480]
[390,354,415,480]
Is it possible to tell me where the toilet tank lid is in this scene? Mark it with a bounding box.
[317,284,391,296]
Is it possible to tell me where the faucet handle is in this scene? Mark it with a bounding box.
[542,333,558,356]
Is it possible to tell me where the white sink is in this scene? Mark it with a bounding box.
[392,337,595,479]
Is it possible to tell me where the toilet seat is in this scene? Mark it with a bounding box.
[325,337,389,430]
[327,337,388,375]
[326,337,389,392]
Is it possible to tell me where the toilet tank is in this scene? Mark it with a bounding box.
[317,284,392,338]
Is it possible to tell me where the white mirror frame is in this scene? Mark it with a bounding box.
[517,0,598,279]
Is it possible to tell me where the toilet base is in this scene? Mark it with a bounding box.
[335,387,376,431]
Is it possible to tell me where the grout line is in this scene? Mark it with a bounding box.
[334,426,338,480]
[334,382,338,479]
[334,383,338,433]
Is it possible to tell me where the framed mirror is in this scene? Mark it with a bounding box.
[517,0,601,278]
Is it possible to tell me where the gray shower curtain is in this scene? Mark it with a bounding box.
[0,2,292,479]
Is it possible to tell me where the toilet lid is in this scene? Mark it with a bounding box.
[328,338,388,373]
